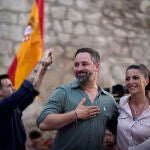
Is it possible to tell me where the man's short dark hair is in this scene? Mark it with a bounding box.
[74,48,100,64]
[0,74,9,89]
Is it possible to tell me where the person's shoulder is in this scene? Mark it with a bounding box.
[102,89,112,95]
[119,95,130,105]
[55,81,75,90]
[102,89,114,99]
[57,80,78,89]
[101,89,118,105]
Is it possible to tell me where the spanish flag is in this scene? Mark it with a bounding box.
[8,0,44,89]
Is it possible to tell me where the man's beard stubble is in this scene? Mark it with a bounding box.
[75,71,92,84]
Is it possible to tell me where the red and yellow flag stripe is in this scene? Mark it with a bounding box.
[8,0,44,89]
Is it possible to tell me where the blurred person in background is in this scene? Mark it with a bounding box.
[28,130,49,150]
[27,130,53,150]
[102,129,116,150]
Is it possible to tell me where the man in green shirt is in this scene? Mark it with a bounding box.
[37,48,118,150]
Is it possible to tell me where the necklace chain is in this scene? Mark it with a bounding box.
[129,98,148,120]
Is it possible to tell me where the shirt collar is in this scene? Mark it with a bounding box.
[71,80,107,95]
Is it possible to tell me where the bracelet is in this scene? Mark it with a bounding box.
[74,110,78,123]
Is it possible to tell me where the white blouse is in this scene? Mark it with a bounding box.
[117,95,150,150]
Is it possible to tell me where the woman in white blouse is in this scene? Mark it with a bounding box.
[117,64,150,150]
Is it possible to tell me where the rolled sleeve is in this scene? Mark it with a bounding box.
[37,87,66,126]
[22,80,39,96]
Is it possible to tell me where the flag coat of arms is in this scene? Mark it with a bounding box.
[8,0,44,89]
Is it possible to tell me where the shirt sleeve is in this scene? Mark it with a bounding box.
[36,87,66,127]
[0,80,39,117]
[17,80,39,111]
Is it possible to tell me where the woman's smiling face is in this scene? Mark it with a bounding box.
[125,68,148,95]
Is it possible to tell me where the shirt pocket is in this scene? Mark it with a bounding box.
[117,112,130,133]
[118,112,130,128]
[118,111,129,119]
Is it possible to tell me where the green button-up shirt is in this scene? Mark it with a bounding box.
[37,80,118,150]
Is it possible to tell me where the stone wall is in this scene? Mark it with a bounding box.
[0,0,150,131]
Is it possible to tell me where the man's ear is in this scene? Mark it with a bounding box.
[95,63,100,72]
